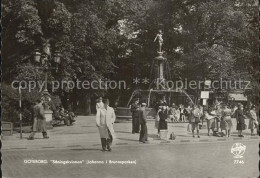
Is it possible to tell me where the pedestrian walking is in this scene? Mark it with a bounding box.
[248,105,258,136]
[190,105,201,138]
[139,102,148,143]
[28,99,49,140]
[234,103,246,137]
[220,105,233,137]
[96,99,115,152]
[130,98,140,134]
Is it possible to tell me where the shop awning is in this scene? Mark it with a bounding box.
[229,93,247,101]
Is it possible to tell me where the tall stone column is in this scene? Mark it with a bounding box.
[154,52,167,90]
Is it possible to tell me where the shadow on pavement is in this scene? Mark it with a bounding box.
[116,131,132,134]
[117,138,139,142]
[148,134,159,139]
[70,148,101,151]
[169,125,186,128]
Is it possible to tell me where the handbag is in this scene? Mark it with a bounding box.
[170,132,176,140]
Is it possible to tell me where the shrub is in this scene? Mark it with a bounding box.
[1,83,61,126]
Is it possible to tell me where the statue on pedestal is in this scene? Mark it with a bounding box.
[154,30,163,52]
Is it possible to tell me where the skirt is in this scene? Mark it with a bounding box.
[236,123,246,131]
[191,122,199,130]
[248,119,258,129]
[220,117,233,130]
[207,119,214,129]
[159,120,168,131]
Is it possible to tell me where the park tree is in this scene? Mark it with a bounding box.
[2,0,258,120]
[113,0,258,102]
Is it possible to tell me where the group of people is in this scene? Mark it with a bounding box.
[130,97,259,139]
[153,100,204,138]
[53,107,76,126]
[204,103,259,137]
[165,103,190,123]
[28,96,258,151]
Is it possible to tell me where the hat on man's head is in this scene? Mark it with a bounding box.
[141,103,147,106]
[140,99,147,106]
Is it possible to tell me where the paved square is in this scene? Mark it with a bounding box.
[2,116,259,178]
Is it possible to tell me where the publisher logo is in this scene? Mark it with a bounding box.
[231,143,246,159]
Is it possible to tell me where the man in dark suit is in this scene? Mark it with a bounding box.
[28,99,49,140]
[139,102,148,143]
[130,98,140,134]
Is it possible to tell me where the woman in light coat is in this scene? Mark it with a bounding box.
[248,105,258,136]
[96,99,115,152]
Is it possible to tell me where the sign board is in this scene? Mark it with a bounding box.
[200,91,209,99]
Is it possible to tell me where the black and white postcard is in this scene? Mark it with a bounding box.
[1,0,259,177]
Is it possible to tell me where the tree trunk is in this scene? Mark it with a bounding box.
[85,95,91,115]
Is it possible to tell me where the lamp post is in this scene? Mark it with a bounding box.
[33,42,61,129]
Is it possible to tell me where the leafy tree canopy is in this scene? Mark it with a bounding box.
[2,0,258,111]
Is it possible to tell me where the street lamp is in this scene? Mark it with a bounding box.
[53,51,61,64]
[34,49,41,63]
[34,46,61,94]
[33,42,61,128]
